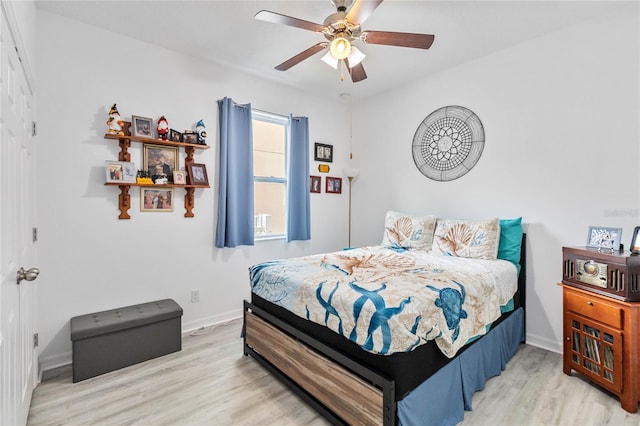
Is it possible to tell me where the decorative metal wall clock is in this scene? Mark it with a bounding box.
[412,105,485,181]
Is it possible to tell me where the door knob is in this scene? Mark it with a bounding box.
[17,267,39,285]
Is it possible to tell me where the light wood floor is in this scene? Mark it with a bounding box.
[28,319,640,426]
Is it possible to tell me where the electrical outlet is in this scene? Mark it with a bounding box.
[191,289,200,303]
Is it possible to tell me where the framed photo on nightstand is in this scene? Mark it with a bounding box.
[586,226,622,251]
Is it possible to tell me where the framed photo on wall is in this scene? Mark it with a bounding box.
[310,175,321,193]
[586,226,622,250]
[143,144,178,181]
[326,176,342,194]
[105,161,136,183]
[314,142,333,163]
[188,163,209,186]
[141,188,174,212]
[131,115,154,138]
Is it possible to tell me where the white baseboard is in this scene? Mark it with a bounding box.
[525,332,562,354]
[182,309,242,333]
[38,310,244,375]
[38,351,72,377]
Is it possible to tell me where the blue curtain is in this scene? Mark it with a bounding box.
[287,115,311,241]
[215,97,255,248]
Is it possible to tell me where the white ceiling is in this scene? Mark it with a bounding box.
[36,0,620,101]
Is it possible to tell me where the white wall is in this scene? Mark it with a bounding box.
[35,3,640,368]
[35,11,353,370]
[350,5,640,352]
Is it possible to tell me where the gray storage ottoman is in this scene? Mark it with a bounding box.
[70,299,183,382]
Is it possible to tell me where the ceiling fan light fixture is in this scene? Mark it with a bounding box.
[347,46,366,67]
[330,36,351,60]
[321,50,339,69]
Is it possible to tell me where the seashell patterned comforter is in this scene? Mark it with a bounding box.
[249,245,518,357]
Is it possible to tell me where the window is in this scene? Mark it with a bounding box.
[252,110,289,239]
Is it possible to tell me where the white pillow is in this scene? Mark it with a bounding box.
[381,211,437,250]
[431,218,501,260]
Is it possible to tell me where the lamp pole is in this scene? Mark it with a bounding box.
[348,175,354,248]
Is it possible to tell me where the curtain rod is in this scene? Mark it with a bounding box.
[252,107,289,119]
[219,97,295,119]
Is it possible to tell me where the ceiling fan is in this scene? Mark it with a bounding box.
[255,0,435,83]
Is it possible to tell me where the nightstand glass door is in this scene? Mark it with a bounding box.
[568,313,622,392]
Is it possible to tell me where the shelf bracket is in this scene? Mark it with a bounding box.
[118,138,131,162]
[184,146,195,165]
[118,185,131,219]
[184,187,195,218]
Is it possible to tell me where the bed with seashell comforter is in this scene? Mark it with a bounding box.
[243,214,526,425]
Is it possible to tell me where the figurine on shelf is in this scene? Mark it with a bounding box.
[157,115,169,140]
[154,175,168,185]
[195,119,207,145]
[106,104,124,136]
[136,170,153,184]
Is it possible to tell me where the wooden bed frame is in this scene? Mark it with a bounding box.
[243,234,527,425]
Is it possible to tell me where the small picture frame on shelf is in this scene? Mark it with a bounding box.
[169,129,182,142]
[141,188,174,212]
[630,226,640,254]
[105,161,136,183]
[131,115,154,138]
[586,226,622,251]
[310,175,321,193]
[143,144,178,181]
[314,142,333,163]
[182,132,197,144]
[188,163,209,186]
[326,176,342,194]
[173,170,187,185]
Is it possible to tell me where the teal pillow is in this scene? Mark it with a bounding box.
[498,217,523,272]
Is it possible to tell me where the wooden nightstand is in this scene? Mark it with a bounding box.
[560,283,640,412]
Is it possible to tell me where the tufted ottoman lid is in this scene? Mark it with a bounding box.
[70,299,183,341]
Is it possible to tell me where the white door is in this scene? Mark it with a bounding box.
[0,3,38,425]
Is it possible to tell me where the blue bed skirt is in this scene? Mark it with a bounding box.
[397,307,524,426]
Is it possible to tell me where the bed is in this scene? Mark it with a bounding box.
[243,214,526,425]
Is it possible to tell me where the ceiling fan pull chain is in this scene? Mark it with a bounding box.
[340,60,345,81]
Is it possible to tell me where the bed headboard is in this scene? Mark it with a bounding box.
[514,233,526,340]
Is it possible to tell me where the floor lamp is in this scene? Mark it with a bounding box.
[344,168,359,249]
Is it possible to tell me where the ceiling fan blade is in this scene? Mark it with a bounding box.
[346,0,384,25]
[255,10,325,32]
[275,43,328,71]
[361,30,435,49]
[345,59,367,82]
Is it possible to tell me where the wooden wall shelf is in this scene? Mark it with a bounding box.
[104,133,211,150]
[105,127,210,219]
[104,183,209,189]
